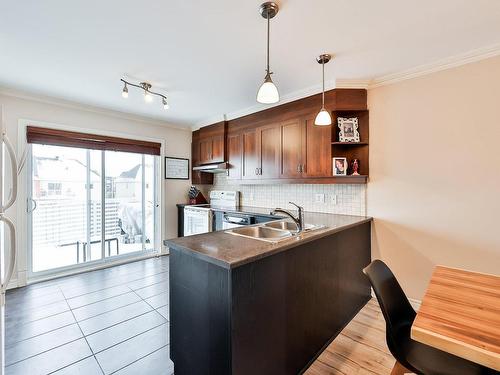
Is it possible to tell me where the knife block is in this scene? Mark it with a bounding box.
[189,192,207,205]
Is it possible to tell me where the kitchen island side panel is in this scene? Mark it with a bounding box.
[231,222,371,375]
[169,247,232,375]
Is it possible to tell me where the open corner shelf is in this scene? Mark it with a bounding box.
[332,142,369,146]
[333,175,368,183]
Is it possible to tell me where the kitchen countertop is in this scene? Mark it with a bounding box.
[165,212,372,269]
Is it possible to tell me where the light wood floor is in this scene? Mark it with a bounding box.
[306,299,397,375]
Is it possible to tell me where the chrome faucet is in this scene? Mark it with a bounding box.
[271,202,305,233]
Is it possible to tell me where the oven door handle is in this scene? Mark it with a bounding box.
[223,215,247,225]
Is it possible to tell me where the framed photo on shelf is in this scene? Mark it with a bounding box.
[333,157,348,176]
[165,157,189,180]
[338,117,360,142]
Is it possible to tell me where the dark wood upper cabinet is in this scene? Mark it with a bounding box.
[192,130,201,167]
[279,116,332,179]
[191,130,213,185]
[199,138,212,164]
[302,116,332,178]
[194,89,368,185]
[198,121,227,164]
[211,134,225,163]
[257,124,281,179]
[280,119,304,178]
[241,129,258,180]
[227,133,242,180]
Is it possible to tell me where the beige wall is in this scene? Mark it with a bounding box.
[367,55,500,300]
[0,92,191,285]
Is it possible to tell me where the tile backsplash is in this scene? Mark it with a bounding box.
[196,174,366,216]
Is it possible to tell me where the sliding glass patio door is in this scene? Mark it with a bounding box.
[29,143,159,276]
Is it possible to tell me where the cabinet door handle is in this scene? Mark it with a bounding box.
[300,164,304,173]
[297,165,300,173]
[259,168,262,175]
[255,168,259,175]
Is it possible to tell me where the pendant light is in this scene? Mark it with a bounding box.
[314,54,332,126]
[256,2,279,104]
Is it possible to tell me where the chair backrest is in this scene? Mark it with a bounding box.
[363,260,416,357]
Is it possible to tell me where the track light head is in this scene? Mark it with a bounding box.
[122,82,128,98]
[162,97,169,110]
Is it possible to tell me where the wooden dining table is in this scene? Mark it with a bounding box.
[411,265,500,371]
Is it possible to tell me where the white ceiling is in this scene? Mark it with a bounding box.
[1,0,500,128]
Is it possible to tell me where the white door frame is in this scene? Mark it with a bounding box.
[16,119,166,285]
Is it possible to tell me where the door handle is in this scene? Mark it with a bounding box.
[0,214,16,293]
[27,198,37,213]
[2,133,18,211]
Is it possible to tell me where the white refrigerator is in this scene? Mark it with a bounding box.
[0,106,17,375]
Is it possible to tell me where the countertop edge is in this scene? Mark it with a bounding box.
[165,216,373,269]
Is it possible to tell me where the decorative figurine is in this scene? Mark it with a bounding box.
[351,159,360,175]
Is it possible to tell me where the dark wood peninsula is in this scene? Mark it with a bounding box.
[165,213,372,374]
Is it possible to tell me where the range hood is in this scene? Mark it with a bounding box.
[192,162,228,173]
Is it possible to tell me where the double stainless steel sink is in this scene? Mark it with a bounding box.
[226,220,324,243]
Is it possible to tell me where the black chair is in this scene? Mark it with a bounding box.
[363,260,497,375]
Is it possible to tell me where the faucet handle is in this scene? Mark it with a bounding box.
[288,202,303,211]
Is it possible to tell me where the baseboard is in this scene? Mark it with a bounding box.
[7,278,19,290]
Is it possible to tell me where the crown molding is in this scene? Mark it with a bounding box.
[0,86,189,131]
[196,44,500,128]
[369,43,500,88]
[335,79,371,89]
[194,78,369,129]
[193,79,339,129]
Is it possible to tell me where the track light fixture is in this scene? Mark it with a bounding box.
[120,79,169,110]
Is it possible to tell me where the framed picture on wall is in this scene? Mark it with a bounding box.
[165,157,189,180]
[338,117,360,142]
[333,157,348,176]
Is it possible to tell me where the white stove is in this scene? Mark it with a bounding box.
[208,190,240,209]
[183,191,239,236]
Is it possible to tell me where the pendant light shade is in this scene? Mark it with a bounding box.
[257,2,279,104]
[315,109,332,126]
[314,54,332,126]
[257,73,279,104]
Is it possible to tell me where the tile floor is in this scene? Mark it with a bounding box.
[5,256,173,375]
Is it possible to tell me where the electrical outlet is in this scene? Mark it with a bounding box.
[330,195,337,205]
[315,194,325,203]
